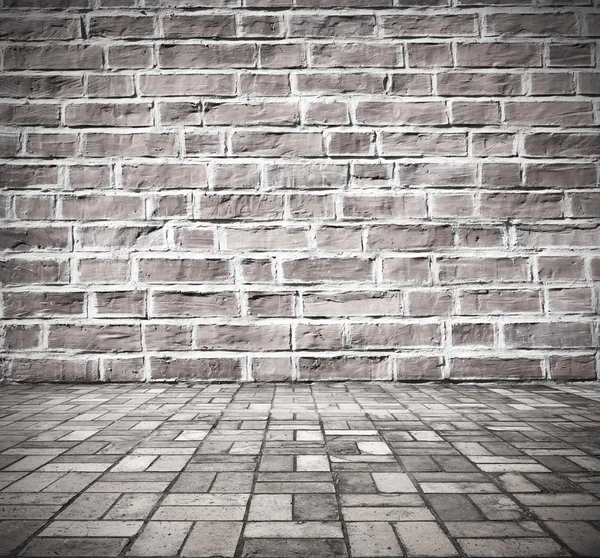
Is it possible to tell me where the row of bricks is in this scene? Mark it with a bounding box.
[3,100,600,129]
[3,0,597,9]
[2,255,598,284]
[2,41,599,70]
[3,160,599,189]
[1,286,597,318]
[2,12,599,40]
[3,354,597,382]
[3,192,600,220]
[2,224,600,251]
[1,71,599,96]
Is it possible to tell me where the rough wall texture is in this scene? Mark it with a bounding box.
[0,0,599,383]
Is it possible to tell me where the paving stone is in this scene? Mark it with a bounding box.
[127,521,192,556]
[545,520,600,557]
[372,472,417,493]
[346,521,402,557]
[248,494,293,521]
[394,521,458,556]
[293,493,339,520]
[241,538,348,557]
[244,521,343,538]
[457,537,567,557]
[180,521,243,557]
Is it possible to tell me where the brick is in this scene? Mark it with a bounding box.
[549,43,593,67]
[185,132,224,155]
[239,14,283,37]
[76,226,166,251]
[3,325,41,350]
[261,44,305,68]
[48,325,141,352]
[151,358,242,381]
[14,195,54,220]
[316,226,362,250]
[4,45,103,70]
[505,322,593,349]
[538,256,585,281]
[144,324,192,351]
[139,74,235,96]
[350,323,441,348]
[437,72,522,95]
[108,45,152,69]
[211,164,260,189]
[205,102,299,126]
[456,43,542,67]
[232,131,323,157]
[303,291,403,317]
[382,258,430,283]
[251,357,293,381]
[368,225,453,250]
[159,102,201,125]
[485,13,577,35]
[68,166,110,190]
[226,226,308,251]
[162,14,235,38]
[452,101,500,125]
[289,15,375,37]
[381,133,466,156]
[460,289,542,314]
[26,133,78,158]
[548,287,593,313]
[295,324,344,350]
[89,15,154,38]
[407,289,452,316]
[152,292,238,318]
[549,356,597,380]
[525,164,597,188]
[3,291,84,318]
[173,228,215,250]
[0,104,61,127]
[83,133,178,158]
[299,357,390,380]
[505,102,594,126]
[327,132,374,156]
[0,227,70,252]
[579,72,600,94]
[0,134,19,157]
[94,291,145,317]
[524,133,600,157]
[159,44,255,69]
[247,293,294,317]
[10,359,99,382]
[407,43,452,67]
[450,359,543,380]
[530,72,575,95]
[62,195,144,220]
[77,258,129,283]
[310,43,399,67]
[267,164,347,189]
[395,357,444,380]
[0,75,84,98]
[452,323,495,346]
[194,325,290,350]
[295,73,385,94]
[282,258,373,283]
[570,192,600,218]
[398,163,476,186]
[472,133,516,157]
[389,74,432,95]
[430,193,474,217]
[356,101,447,125]
[138,258,230,283]
[3,165,59,189]
[438,258,528,283]
[66,102,152,127]
[103,358,145,382]
[0,16,80,40]
[239,73,290,96]
[382,14,477,37]
[480,193,563,219]
[517,224,600,247]
[123,164,207,190]
[197,194,284,220]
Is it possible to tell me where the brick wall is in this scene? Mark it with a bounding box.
[0,0,598,383]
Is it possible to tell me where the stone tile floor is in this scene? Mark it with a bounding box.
[1,383,600,557]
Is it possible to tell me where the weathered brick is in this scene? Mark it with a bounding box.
[407,289,452,316]
[438,258,528,283]
[226,227,308,251]
[76,226,166,251]
[108,45,153,69]
[382,14,477,37]
[407,43,452,67]
[48,325,142,352]
[505,322,594,349]
[389,74,432,95]
[398,163,476,186]
[239,73,291,96]
[315,226,362,250]
[0,104,61,127]
[62,195,144,220]
[578,72,600,94]
[485,13,578,36]
[260,44,305,68]
[205,102,299,126]
[303,291,403,317]
[569,192,600,218]
[194,324,290,350]
[295,73,385,95]
[83,133,178,158]
[0,16,80,40]
[139,74,235,96]
[381,133,466,156]
[162,14,235,38]
[10,359,99,382]
[450,359,543,380]
[505,102,594,126]
[382,258,430,283]
[480,193,563,219]
[145,324,192,351]
[298,357,389,380]
[239,14,283,37]
[525,164,597,188]
[452,101,500,125]
[123,164,207,190]
[159,44,255,69]
[197,194,284,220]
[310,43,399,67]
[103,358,145,382]
[295,324,344,350]
[538,256,585,281]
[351,322,441,348]
[89,16,154,38]
[517,225,600,247]
[356,101,447,125]
[548,356,597,381]
[524,133,600,157]
[283,258,373,283]
[343,195,427,219]
[3,324,41,350]
[138,259,230,283]
[530,72,575,96]
[289,15,375,37]
[151,357,242,381]
[26,133,78,158]
[395,357,444,380]
[548,44,593,67]
[185,132,224,155]
[4,45,103,70]
[232,131,323,157]
[460,290,542,314]
[0,227,70,252]
[94,291,146,317]
[430,193,474,217]
[368,225,453,250]
[247,293,294,317]
[0,75,84,98]
[267,164,347,190]
[452,323,495,347]
[327,132,374,156]
[151,291,238,317]
[251,358,293,382]
[68,166,110,190]
[77,259,130,284]
[548,288,593,313]
[472,133,516,157]
[456,43,542,67]
[437,73,522,96]
[66,103,152,127]
[3,291,84,318]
